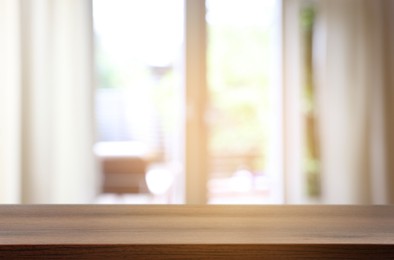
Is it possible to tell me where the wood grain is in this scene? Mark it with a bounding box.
[0,205,393,259]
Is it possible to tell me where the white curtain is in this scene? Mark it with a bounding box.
[0,0,98,203]
[315,0,394,204]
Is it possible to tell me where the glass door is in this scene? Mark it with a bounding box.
[93,0,185,203]
[206,0,283,204]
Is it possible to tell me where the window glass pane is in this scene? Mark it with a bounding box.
[93,0,184,203]
[206,0,281,204]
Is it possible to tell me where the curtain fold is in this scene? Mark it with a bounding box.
[315,0,394,204]
[0,0,98,203]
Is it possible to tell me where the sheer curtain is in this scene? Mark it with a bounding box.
[0,0,98,203]
[315,0,394,204]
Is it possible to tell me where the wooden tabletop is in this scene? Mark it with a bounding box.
[0,205,393,259]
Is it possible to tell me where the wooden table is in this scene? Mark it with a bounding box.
[0,205,393,259]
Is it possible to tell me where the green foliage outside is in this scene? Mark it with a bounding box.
[301,5,321,198]
[208,24,272,171]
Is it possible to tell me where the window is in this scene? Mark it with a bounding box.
[206,0,282,203]
[92,0,311,204]
[93,0,185,203]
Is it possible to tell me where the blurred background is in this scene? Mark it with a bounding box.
[0,0,393,204]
